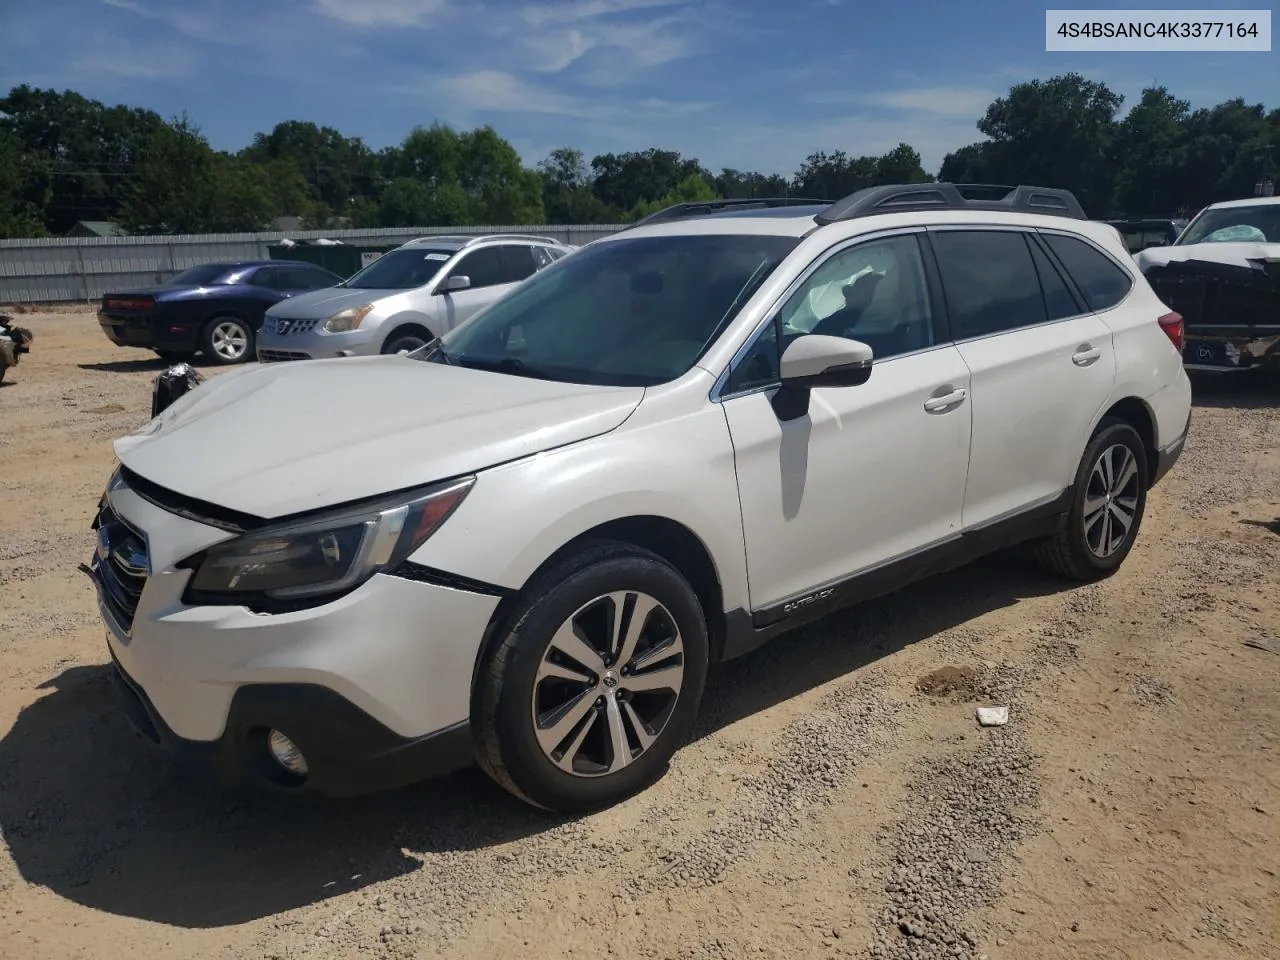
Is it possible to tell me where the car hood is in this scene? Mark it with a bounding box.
[266,286,400,319]
[1136,241,1280,273]
[114,357,644,518]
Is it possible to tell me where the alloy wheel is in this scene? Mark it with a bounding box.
[531,591,685,777]
[1083,442,1140,558]
[210,320,249,361]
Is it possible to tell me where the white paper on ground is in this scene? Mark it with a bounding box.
[976,705,1009,727]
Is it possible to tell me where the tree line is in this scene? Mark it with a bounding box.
[0,73,1275,239]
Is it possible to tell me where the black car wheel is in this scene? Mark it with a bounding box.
[1033,417,1149,581]
[474,540,709,813]
[200,316,254,365]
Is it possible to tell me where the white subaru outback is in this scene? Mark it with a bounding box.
[89,184,1192,813]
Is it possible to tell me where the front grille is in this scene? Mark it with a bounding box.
[258,349,312,362]
[273,318,320,336]
[91,501,150,634]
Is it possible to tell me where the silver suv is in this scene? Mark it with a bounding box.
[256,234,576,361]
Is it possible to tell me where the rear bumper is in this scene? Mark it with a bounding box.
[110,652,474,797]
[1150,410,1190,488]
[98,311,199,352]
[1182,328,1280,373]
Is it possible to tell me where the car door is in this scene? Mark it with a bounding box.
[437,246,506,330]
[927,227,1116,530]
[718,231,974,613]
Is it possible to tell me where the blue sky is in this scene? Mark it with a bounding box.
[2,0,1276,177]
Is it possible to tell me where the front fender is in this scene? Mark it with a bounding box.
[375,310,439,349]
[406,400,750,613]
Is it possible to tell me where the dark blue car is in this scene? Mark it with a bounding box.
[97,260,344,365]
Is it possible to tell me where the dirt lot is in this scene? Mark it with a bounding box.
[1,308,1278,960]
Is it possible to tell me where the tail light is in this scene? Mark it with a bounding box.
[104,296,155,311]
[1158,311,1184,353]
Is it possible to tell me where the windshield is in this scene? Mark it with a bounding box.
[343,248,456,289]
[166,264,238,286]
[1177,205,1280,245]
[421,233,800,387]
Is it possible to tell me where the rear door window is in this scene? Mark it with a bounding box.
[929,230,1048,339]
[1040,233,1134,312]
[1027,237,1083,320]
[500,245,538,283]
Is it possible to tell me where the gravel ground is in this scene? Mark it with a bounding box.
[1,310,1278,960]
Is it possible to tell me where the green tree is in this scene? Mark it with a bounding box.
[538,147,622,222]
[590,149,710,210]
[0,126,48,238]
[631,172,719,219]
[1109,87,1191,216]
[975,73,1124,214]
[0,84,165,233]
[242,120,380,215]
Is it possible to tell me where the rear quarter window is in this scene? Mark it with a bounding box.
[1041,233,1134,312]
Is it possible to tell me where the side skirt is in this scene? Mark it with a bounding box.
[719,490,1070,662]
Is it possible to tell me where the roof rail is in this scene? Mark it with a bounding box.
[813,182,1087,225]
[628,197,829,230]
[464,233,564,246]
[400,233,563,248]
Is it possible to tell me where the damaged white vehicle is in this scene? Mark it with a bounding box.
[1136,196,1280,373]
[88,184,1192,813]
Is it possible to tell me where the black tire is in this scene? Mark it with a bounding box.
[1033,417,1149,581]
[381,327,432,355]
[199,316,254,365]
[474,540,709,813]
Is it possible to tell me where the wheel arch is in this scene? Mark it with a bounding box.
[378,316,436,352]
[468,514,728,703]
[1094,396,1158,479]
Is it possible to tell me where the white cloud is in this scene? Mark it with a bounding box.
[395,68,711,127]
[520,0,687,27]
[524,29,597,72]
[310,0,450,27]
[809,86,998,120]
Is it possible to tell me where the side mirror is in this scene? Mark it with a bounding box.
[779,335,873,389]
[442,275,471,293]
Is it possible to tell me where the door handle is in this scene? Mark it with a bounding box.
[924,387,967,412]
[1072,344,1102,366]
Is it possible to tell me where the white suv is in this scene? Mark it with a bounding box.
[90,184,1192,812]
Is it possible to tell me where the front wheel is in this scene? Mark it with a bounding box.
[1032,418,1149,581]
[381,329,432,355]
[474,542,709,812]
[200,316,254,365]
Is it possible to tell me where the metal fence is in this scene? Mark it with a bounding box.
[0,224,626,303]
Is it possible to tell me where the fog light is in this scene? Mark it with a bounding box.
[267,729,308,776]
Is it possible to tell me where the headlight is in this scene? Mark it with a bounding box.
[180,477,474,610]
[323,304,374,333]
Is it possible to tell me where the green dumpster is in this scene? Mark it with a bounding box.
[267,244,397,279]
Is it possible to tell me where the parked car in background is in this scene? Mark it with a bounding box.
[91,183,1191,813]
[98,261,344,365]
[1103,218,1189,254]
[1134,197,1280,373]
[256,234,576,361]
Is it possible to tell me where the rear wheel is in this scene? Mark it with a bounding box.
[200,316,254,365]
[1032,418,1148,581]
[474,541,709,812]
